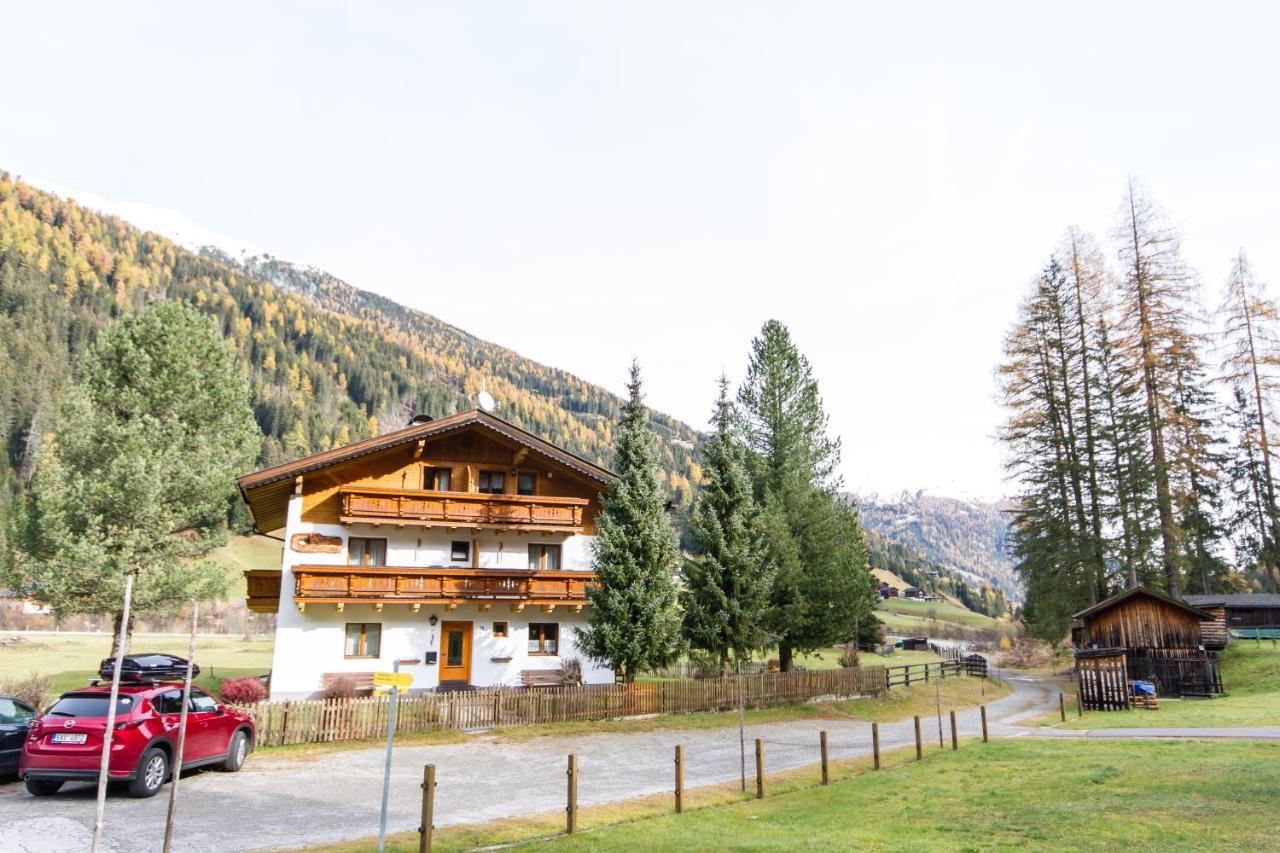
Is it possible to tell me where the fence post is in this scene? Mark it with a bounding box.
[566,754,578,834]
[913,716,922,760]
[949,710,957,750]
[1059,692,1066,722]
[279,700,291,747]
[674,745,684,813]
[1077,693,1083,718]
[872,722,881,770]
[418,764,435,853]
[980,705,988,742]
[820,731,829,785]
[755,739,765,799]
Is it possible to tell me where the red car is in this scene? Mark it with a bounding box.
[20,682,255,798]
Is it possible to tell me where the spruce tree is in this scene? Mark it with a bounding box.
[6,301,261,654]
[737,320,874,670]
[681,377,772,676]
[580,361,683,681]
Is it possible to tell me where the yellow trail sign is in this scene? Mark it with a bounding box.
[373,671,413,688]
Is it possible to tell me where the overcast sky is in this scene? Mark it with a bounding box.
[3,3,1278,499]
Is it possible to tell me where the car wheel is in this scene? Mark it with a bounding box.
[25,779,63,797]
[128,747,169,798]
[221,731,248,772]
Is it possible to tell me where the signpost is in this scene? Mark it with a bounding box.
[375,663,413,853]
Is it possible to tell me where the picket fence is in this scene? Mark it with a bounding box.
[237,665,890,747]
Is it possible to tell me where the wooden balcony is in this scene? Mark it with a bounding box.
[245,570,283,613]
[290,565,595,612]
[338,487,589,532]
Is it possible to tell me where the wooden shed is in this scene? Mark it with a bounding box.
[1183,594,1280,644]
[1071,586,1223,708]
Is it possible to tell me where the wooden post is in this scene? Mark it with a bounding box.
[1059,692,1067,722]
[674,745,684,813]
[754,738,765,799]
[819,731,829,784]
[949,710,957,750]
[872,722,881,770]
[566,754,578,834]
[913,715,922,760]
[418,764,435,853]
[1077,691,1083,717]
[980,705,988,742]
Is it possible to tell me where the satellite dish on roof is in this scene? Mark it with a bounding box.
[477,390,496,412]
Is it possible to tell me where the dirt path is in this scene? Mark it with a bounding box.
[0,673,1127,852]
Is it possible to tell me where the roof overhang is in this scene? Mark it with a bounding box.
[1072,586,1215,623]
[237,408,615,534]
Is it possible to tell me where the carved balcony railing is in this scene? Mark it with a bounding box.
[289,565,595,611]
[338,487,589,532]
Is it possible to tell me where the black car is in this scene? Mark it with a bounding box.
[0,696,37,776]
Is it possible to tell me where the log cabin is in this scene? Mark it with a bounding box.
[236,409,615,699]
[1182,593,1280,644]
[1071,586,1223,707]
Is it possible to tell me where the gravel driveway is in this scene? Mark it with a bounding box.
[0,674,1059,853]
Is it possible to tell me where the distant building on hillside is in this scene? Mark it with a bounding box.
[1071,586,1223,709]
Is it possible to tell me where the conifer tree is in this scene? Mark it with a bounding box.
[580,362,683,681]
[1219,252,1280,591]
[737,320,874,670]
[6,302,261,654]
[1114,181,1201,596]
[681,377,772,676]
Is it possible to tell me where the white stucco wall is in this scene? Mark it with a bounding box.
[267,495,610,699]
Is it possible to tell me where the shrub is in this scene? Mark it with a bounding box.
[766,658,780,673]
[324,675,357,700]
[838,643,860,668]
[0,672,52,710]
[559,657,583,686]
[219,676,266,705]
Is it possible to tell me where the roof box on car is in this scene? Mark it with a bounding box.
[99,653,200,683]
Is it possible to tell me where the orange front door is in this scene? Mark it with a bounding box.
[440,621,472,684]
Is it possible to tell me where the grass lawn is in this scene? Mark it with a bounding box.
[302,737,1280,852]
[210,534,283,597]
[0,631,274,700]
[1061,641,1280,730]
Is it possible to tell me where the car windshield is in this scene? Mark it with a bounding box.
[46,694,137,718]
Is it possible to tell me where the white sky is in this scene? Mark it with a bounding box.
[3,3,1279,499]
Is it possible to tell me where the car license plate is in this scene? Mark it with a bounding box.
[51,732,87,744]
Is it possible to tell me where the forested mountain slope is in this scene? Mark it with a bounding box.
[0,172,700,539]
[855,491,1020,602]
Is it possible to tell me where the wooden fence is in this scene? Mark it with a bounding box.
[884,659,964,688]
[238,665,891,747]
[1076,653,1131,711]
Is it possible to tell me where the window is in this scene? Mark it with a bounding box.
[345,623,382,658]
[478,470,506,494]
[151,690,184,715]
[528,544,562,571]
[348,537,387,567]
[492,621,509,638]
[423,467,452,491]
[189,689,219,713]
[451,540,470,562]
[528,623,559,655]
[517,472,536,496]
[0,698,34,724]
[48,694,136,718]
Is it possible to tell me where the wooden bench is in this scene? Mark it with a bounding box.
[322,672,375,694]
[521,669,564,688]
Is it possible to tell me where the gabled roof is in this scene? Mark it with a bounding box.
[1184,593,1280,609]
[237,408,616,532]
[1072,585,1215,622]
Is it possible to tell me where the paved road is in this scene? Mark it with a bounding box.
[4,673,1264,853]
[0,675,1053,852]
